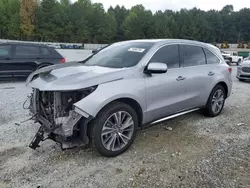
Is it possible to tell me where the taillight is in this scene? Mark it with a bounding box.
[60,58,66,63]
[228,67,232,73]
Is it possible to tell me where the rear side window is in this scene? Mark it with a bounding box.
[15,46,40,57]
[0,45,11,56]
[149,45,180,69]
[41,47,51,55]
[204,48,220,64]
[180,45,206,67]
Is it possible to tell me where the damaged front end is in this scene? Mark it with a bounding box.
[28,87,95,150]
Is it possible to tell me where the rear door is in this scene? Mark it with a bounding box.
[11,45,42,77]
[0,45,12,77]
[179,45,218,108]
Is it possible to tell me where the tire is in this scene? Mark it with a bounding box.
[239,79,245,82]
[89,101,138,157]
[203,85,226,117]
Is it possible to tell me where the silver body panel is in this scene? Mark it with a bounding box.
[27,39,233,126]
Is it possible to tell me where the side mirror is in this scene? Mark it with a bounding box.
[146,62,168,74]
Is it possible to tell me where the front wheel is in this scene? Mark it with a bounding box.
[203,85,226,117]
[238,78,245,82]
[89,102,138,157]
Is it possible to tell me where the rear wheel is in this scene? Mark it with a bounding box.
[89,102,138,157]
[204,85,226,117]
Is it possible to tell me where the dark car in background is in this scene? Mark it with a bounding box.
[0,43,65,78]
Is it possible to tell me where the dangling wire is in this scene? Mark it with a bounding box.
[15,113,37,126]
[23,95,32,110]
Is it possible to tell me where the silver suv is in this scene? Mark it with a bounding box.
[27,39,232,157]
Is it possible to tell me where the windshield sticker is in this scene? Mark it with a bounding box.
[128,48,145,53]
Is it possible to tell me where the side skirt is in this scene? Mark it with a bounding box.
[150,108,200,125]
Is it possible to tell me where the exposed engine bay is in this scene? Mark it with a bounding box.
[28,89,93,150]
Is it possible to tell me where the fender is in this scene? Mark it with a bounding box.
[73,78,147,119]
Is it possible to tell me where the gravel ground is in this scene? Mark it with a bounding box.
[0,66,250,188]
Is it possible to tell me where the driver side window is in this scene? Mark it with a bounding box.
[149,45,180,69]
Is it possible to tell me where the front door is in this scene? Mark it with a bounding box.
[0,45,12,77]
[144,44,188,123]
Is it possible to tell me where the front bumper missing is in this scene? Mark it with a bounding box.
[34,110,82,136]
[53,110,82,137]
[28,89,94,150]
[29,112,93,150]
[29,126,87,150]
[29,126,45,149]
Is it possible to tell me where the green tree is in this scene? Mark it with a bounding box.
[108,5,128,41]
[36,0,58,41]
[150,11,173,38]
[235,8,250,43]
[122,5,152,40]
[0,0,20,39]
[20,0,36,39]
[70,0,91,43]
[1,1,250,44]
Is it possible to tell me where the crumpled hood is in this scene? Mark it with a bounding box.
[26,62,127,91]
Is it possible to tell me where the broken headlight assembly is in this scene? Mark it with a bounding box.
[80,85,98,98]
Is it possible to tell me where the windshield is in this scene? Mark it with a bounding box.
[84,42,155,68]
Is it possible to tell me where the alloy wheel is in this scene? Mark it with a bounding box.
[101,111,134,151]
[211,89,225,114]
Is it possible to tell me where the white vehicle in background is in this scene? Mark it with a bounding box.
[221,51,243,65]
[47,43,54,48]
[46,43,61,49]
[53,44,61,49]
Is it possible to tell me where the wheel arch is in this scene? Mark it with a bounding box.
[215,81,228,97]
[36,63,53,69]
[98,98,143,126]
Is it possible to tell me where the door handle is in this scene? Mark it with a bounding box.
[36,57,43,59]
[4,57,11,60]
[176,76,186,81]
[208,72,215,76]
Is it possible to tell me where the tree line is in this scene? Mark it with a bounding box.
[0,0,250,44]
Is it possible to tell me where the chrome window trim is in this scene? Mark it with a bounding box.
[142,42,223,72]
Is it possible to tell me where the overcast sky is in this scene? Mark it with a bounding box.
[89,0,248,11]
